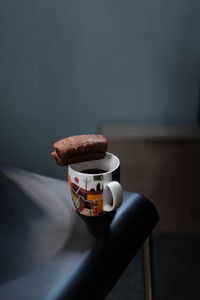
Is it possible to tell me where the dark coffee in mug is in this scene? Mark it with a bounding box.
[81,168,107,174]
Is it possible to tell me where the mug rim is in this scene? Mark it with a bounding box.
[68,152,120,176]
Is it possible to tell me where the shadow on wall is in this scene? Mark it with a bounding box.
[0,0,200,179]
[163,0,200,123]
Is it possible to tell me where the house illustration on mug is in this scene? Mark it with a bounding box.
[68,174,104,216]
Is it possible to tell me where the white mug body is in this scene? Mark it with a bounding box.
[68,152,122,216]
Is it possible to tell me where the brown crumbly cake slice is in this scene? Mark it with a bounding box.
[51,134,107,166]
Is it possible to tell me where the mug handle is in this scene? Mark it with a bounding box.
[103,181,123,212]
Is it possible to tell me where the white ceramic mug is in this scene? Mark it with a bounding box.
[68,152,123,216]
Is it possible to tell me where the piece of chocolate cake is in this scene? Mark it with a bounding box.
[51,134,107,166]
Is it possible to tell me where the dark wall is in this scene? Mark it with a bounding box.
[1,0,200,179]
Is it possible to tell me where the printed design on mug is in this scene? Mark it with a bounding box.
[68,174,104,216]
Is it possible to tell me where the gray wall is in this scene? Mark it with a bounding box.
[1,0,200,179]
